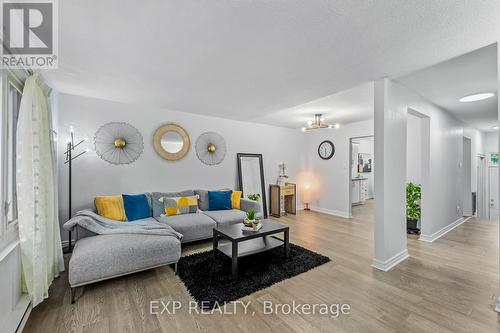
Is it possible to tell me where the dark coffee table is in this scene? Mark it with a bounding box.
[213,219,290,279]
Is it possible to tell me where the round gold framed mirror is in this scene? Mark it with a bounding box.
[153,123,190,161]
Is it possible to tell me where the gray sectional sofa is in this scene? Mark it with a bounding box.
[66,189,261,302]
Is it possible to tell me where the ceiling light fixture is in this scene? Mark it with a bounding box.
[459,93,495,103]
[493,126,499,130]
[302,114,338,131]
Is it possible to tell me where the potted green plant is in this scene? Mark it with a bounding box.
[406,182,421,232]
[247,193,261,201]
[243,209,255,226]
[243,209,259,228]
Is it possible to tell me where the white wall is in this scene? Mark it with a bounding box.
[0,245,29,333]
[485,131,498,153]
[372,78,486,270]
[406,113,422,184]
[57,94,307,241]
[304,120,374,217]
[388,79,485,240]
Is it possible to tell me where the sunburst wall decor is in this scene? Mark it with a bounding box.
[195,132,226,165]
[94,122,144,165]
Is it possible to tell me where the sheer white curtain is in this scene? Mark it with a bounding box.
[16,74,64,307]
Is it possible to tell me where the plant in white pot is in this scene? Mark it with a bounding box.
[243,209,260,229]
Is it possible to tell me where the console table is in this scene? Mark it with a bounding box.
[269,183,296,217]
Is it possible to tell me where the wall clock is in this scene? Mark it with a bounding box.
[318,140,335,160]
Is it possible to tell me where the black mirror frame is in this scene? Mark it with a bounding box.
[236,153,268,218]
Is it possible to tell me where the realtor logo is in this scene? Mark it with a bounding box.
[0,0,58,68]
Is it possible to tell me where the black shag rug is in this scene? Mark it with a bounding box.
[177,243,330,309]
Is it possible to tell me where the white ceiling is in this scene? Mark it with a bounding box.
[396,44,498,132]
[44,1,500,127]
[253,82,373,128]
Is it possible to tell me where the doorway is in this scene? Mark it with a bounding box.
[489,156,499,220]
[406,109,430,236]
[462,137,472,217]
[476,155,487,218]
[349,136,374,219]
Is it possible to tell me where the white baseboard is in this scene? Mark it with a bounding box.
[419,217,470,242]
[15,300,31,333]
[309,206,352,219]
[372,249,409,272]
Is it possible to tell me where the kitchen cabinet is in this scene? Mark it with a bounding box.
[352,178,367,205]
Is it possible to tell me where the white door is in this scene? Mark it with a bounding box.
[462,138,472,216]
[489,167,499,220]
[477,156,487,218]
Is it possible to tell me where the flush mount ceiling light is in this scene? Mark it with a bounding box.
[493,126,499,130]
[301,114,339,131]
[459,93,495,103]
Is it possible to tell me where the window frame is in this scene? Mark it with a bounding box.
[0,71,24,249]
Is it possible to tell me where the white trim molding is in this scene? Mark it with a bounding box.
[372,249,409,272]
[419,217,470,243]
[5,296,30,333]
[495,296,500,313]
[309,206,352,219]
[0,240,19,263]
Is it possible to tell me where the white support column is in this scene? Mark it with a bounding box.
[496,43,500,314]
[372,78,409,271]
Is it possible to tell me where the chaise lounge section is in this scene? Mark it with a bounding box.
[69,232,181,287]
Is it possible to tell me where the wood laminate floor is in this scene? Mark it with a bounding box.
[24,201,500,332]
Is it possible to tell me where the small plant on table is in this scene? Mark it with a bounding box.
[244,209,259,227]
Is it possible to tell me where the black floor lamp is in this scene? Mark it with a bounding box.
[63,126,88,253]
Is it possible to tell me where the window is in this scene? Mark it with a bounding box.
[1,72,24,249]
[6,81,22,225]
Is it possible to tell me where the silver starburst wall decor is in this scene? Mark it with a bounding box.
[94,122,144,165]
[195,132,227,165]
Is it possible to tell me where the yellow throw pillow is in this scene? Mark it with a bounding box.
[160,195,199,216]
[218,190,242,209]
[232,191,242,209]
[94,195,127,221]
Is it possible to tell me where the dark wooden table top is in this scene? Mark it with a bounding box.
[214,219,289,241]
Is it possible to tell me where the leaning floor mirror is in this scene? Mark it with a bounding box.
[237,153,268,218]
